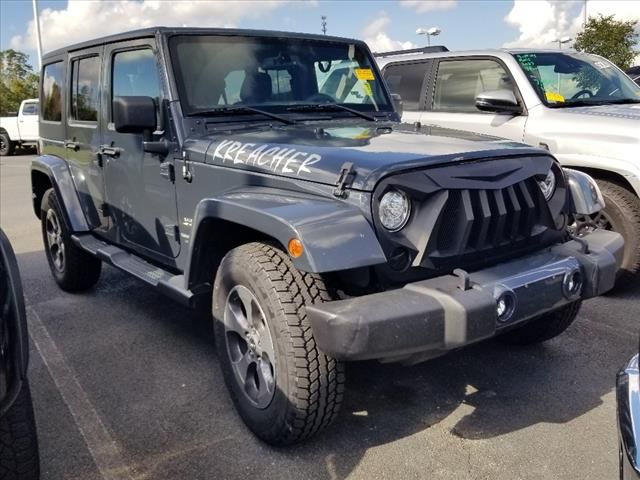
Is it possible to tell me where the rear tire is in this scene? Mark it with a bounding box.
[212,242,345,445]
[594,180,640,277]
[0,382,40,480]
[0,133,14,157]
[40,189,101,292]
[498,301,582,346]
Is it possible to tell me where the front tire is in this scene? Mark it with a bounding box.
[0,133,14,157]
[0,382,40,480]
[40,189,101,292]
[593,180,640,277]
[498,301,582,346]
[212,242,345,445]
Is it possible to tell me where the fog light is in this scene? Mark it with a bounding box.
[495,290,516,323]
[562,269,583,299]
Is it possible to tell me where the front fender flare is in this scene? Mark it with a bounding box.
[31,155,89,231]
[186,188,386,279]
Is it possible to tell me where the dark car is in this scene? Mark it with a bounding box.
[618,351,640,479]
[31,27,623,445]
[0,228,39,479]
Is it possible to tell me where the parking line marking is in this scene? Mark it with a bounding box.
[28,307,134,480]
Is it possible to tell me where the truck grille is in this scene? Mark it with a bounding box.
[435,178,543,256]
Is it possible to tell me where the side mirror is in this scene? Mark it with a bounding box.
[390,93,403,117]
[475,90,522,114]
[113,96,156,134]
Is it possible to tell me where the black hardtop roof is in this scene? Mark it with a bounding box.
[42,26,367,60]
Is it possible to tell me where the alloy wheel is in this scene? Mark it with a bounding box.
[223,285,276,409]
[45,209,65,272]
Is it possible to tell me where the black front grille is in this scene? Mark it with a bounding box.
[435,178,543,256]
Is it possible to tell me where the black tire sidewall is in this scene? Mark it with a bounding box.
[0,132,13,156]
[212,252,294,440]
[598,183,640,273]
[41,189,69,284]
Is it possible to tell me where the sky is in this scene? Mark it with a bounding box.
[1,0,639,70]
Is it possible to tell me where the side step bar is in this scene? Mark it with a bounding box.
[71,233,203,308]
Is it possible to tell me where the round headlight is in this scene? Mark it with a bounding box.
[537,169,557,200]
[379,190,411,232]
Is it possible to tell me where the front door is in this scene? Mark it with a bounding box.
[19,101,39,139]
[102,39,180,260]
[65,47,109,233]
[420,57,528,142]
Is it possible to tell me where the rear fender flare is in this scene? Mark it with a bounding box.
[31,155,89,231]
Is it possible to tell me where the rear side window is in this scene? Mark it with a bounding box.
[42,62,63,122]
[433,59,513,113]
[22,103,38,115]
[382,62,429,111]
[70,56,100,122]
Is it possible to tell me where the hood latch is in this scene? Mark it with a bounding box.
[333,162,355,198]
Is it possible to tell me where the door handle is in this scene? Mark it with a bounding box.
[64,140,79,151]
[99,145,123,157]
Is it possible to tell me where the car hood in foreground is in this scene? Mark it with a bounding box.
[186,122,547,191]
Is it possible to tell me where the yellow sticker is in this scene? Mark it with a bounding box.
[362,82,373,97]
[355,68,375,81]
[545,91,565,103]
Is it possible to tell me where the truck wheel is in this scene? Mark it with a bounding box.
[498,301,582,346]
[212,242,345,445]
[0,132,14,157]
[593,180,640,276]
[40,189,101,292]
[0,382,40,480]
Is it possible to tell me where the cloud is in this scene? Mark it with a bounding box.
[10,0,311,54]
[362,12,417,53]
[503,0,640,49]
[400,0,457,13]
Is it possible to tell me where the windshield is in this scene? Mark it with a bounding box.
[513,51,640,107]
[169,35,391,116]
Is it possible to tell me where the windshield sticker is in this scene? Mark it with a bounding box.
[211,140,322,176]
[355,68,375,81]
[545,91,565,103]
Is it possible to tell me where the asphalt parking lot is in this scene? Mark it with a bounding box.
[1,153,639,480]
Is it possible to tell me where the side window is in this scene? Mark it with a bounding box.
[42,62,63,122]
[70,56,100,122]
[433,59,513,113]
[22,102,38,115]
[112,48,161,113]
[382,62,429,111]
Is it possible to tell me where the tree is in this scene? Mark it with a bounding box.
[574,15,639,70]
[0,49,39,116]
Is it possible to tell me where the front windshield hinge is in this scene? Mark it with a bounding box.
[333,162,355,198]
[181,150,193,183]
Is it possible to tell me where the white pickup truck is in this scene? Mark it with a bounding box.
[0,99,39,156]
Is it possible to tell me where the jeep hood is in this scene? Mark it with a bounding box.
[192,123,545,191]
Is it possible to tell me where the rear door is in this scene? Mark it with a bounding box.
[18,101,39,140]
[420,57,527,141]
[65,47,109,232]
[102,38,180,260]
[381,60,433,124]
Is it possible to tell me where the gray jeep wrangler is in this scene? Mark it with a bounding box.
[31,27,623,445]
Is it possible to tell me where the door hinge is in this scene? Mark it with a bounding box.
[159,162,175,182]
[181,150,193,183]
[100,203,111,217]
[333,162,355,198]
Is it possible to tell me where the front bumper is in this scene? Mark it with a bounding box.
[307,229,623,362]
[618,354,640,479]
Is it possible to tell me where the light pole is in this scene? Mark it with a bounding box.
[552,36,572,49]
[32,0,43,70]
[416,27,441,47]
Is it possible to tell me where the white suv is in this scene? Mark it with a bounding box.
[377,48,640,276]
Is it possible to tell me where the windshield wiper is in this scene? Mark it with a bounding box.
[188,106,295,125]
[287,103,377,122]
[551,98,640,108]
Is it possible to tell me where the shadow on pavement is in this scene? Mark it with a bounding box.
[16,249,636,480]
